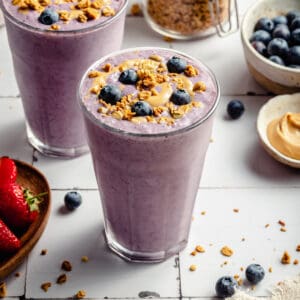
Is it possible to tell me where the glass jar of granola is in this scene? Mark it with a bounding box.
[143,0,239,39]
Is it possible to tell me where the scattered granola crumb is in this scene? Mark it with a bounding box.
[130,3,142,16]
[41,282,52,292]
[278,220,286,227]
[280,227,287,232]
[241,237,245,242]
[195,245,205,253]
[61,260,72,272]
[209,243,213,246]
[240,267,244,272]
[189,264,197,271]
[81,256,89,262]
[190,250,197,256]
[281,251,291,264]
[237,278,243,286]
[0,282,7,298]
[234,274,240,280]
[296,245,300,252]
[163,36,174,42]
[14,272,20,277]
[56,274,67,284]
[220,246,234,257]
[75,290,86,299]
[201,211,206,215]
[294,259,299,265]
[223,261,228,265]
[40,249,48,255]
[209,138,214,143]
[269,267,273,273]
[251,285,256,291]
[233,208,239,213]
[265,224,270,228]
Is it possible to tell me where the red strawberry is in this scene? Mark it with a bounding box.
[0,183,45,231]
[0,157,17,187]
[0,218,21,253]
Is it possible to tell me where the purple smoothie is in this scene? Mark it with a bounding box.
[0,0,127,157]
[79,48,219,262]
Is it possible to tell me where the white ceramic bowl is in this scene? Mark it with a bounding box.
[257,93,300,168]
[241,0,300,94]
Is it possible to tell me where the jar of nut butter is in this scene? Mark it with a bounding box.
[143,0,239,39]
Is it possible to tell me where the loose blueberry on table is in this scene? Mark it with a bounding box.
[215,276,237,298]
[246,264,265,284]
[64,191,82,211]
[227,100,245,120]
[250,11,300,68]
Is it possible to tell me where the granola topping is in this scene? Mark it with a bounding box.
[0,282,7,298]
[220,246,234,257]
[85,54,207,126]
[9,0,119,29]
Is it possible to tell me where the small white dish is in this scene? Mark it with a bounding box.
[257,93,300,168]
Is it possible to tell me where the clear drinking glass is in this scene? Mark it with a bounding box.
[79,47,220,262]
[0,0,128,158]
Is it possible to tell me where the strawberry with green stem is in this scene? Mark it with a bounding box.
[0,183,47,231]
[0,218,21,254]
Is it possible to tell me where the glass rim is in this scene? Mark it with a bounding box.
[78,47,220,138]
[0,0,128,34]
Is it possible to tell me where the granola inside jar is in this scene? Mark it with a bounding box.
[143,0,238,39]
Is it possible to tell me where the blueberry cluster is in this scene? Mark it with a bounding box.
[98,57,192,118]
[215,264,265,298]
[250,11,300,68]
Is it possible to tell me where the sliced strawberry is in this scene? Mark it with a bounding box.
[0,157,17,187]
[0,218,21,254]
[0,183,45,231]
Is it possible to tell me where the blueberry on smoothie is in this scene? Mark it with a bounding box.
[119,69,138,85]
[99,85,122,105]
[215,276,237,298]
[227,100,245,119]
[269,55,285,65]
[246,264,265,284]
[64,191,82,211]
[132,101,153,116]
[167,56,187,73]
[254,17,274,33]
[267,38,289,58]
[170,89,191,105]
[250,30,272,45]
[272,15,288,26]
[38,8,59,25]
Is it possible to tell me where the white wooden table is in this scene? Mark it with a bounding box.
[0,1,300,299]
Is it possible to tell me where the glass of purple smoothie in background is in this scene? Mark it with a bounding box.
[0,0,127,158]
[79,47,219,262]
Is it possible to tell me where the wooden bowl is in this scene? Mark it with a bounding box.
[241,0,300,94]
[0,160,51,280]
[257,93,300,168]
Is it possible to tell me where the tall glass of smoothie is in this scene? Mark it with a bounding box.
[79,47,219,262]
[0,0,127,158]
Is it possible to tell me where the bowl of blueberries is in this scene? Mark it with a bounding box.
[241,0,300,94]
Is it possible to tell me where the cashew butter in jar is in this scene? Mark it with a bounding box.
[143,0,239,39]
